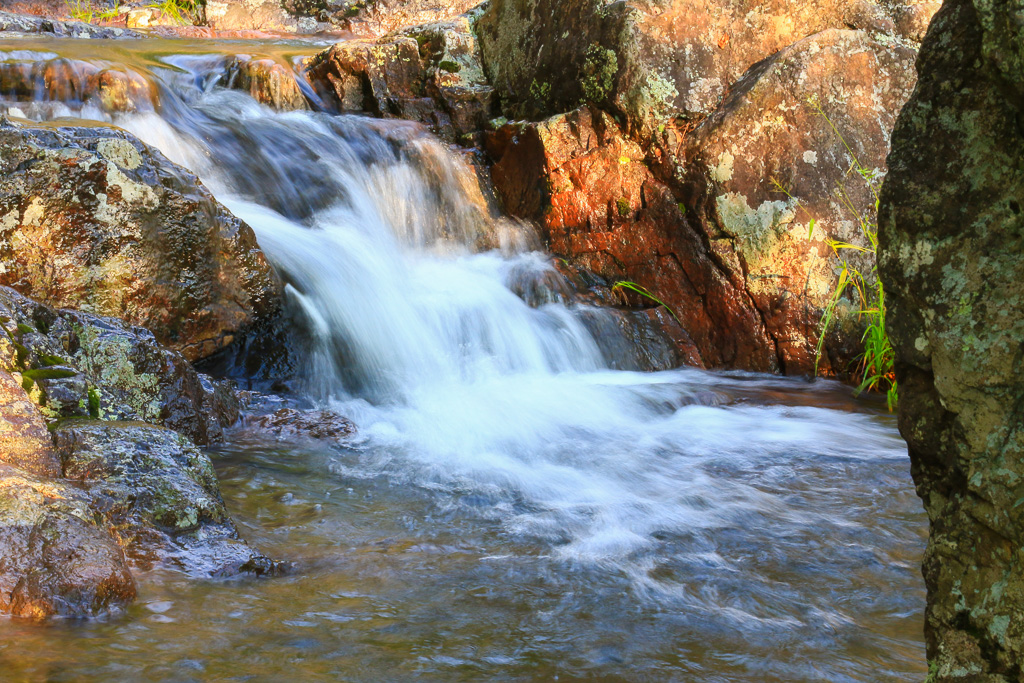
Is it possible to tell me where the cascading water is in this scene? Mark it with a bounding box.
[0,38,927,681]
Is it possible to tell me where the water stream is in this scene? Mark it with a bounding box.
[0,34,927,681]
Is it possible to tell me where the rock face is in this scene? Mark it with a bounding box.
[306,14,495,141]
[203,0,315,33]
[487,29,915,374]
[0,120,282,362]
[0,372,60,477]
[476,0,938,126]
[878,0,1024,678]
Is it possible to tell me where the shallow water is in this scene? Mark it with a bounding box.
[0,31,927,682]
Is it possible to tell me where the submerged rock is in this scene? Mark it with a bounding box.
[0,119,283,362]
[223,54,309,111]
[878,0,1024,677]
[0,59,156,114]
[248,407,356,443]
[0,463,136,619]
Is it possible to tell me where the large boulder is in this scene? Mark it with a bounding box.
[878,0,1024,678]
[487,29,915,374]
[476,0,938,128]
[675,29,916,375]
[0,119,282,362]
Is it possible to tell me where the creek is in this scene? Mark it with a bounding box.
[0,34,926,681]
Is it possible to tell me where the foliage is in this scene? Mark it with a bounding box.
[65,0,200,25]
[611,280,683,328]
[773,97,897,410]
[66,0,122,23]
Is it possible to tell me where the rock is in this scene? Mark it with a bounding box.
[487,105,775,370]
[0,371,60,477]
[0,286,238,446]
[54,421,281,576]
[0,59,157,115]
[203,0,312,33]
[249,407,355,442]
[0,463,136,618]
[877,0,1024,678]
[476,0,938,127]
[0,120,283,362]
[301,0,484,38]
[675,29,917,376]
[223,55,309,110]
[487,28,916,376]
[306,14,495,140]
[0,9,144,39]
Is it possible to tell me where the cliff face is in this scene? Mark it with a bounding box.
[878,0,1024,678]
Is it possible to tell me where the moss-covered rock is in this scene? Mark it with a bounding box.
[0,286,239,446]
[877,0,1024,678]
[0,119,283,363]
[54,421,281,576]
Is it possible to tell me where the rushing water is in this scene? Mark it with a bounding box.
[0,33,927,681]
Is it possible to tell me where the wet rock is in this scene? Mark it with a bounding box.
[0,9,144,39]
[877,0,1024,678]
[54,421,281,576]
[306,13,495,140]
[0,463,136,618]
[0,59,157,114]
[0,120,283,363]
[0,286,238,446]
[223,55,309,111]
[476,0,937,126]
[0,371,60,477]
[249,407,355,442]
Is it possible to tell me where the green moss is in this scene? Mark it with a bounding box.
[581,44,618,103]
[87,386,102,419]
[16,323,33,336]
[617,197,630,217]
[13,342,28,366]
[21,368,78,392]
[38,354,65,367]
[438,60,461,74]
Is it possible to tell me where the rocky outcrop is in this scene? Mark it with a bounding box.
[203,0,318,33]
[0,120,283,362]
[487,29,914,374]
[306,14,495,141]
[476,0,938,127]
[877,0,1024,678]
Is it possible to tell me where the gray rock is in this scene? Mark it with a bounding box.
[877,0,1024,678]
